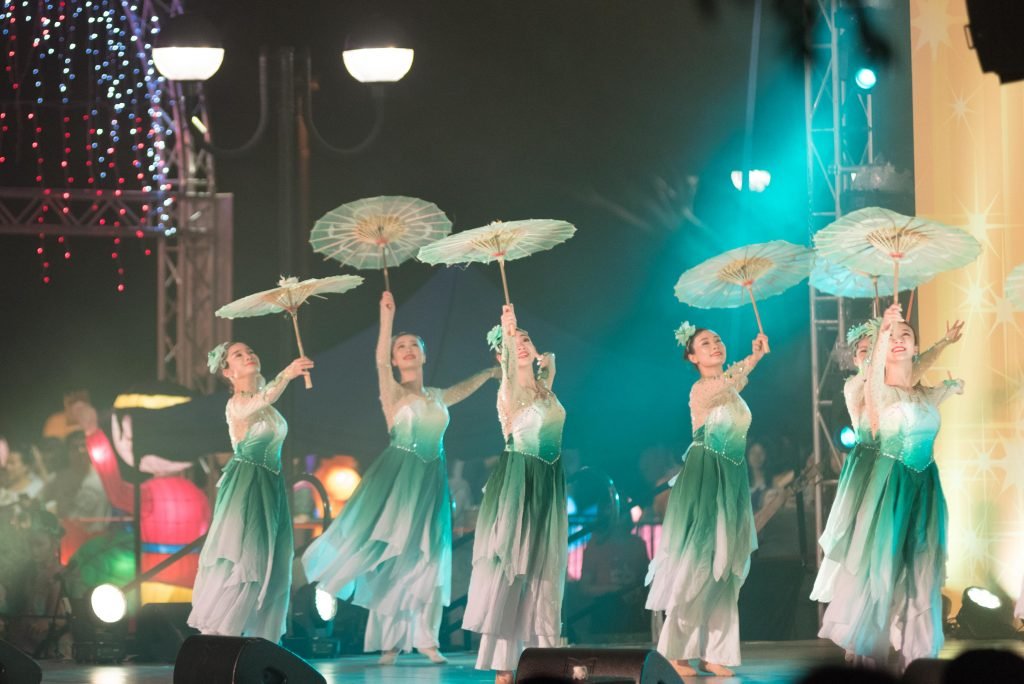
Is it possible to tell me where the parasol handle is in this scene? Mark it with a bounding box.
[906,287,916,320]
[892,259,900,306]
[381,244,391,293]
[745,285,765,336]
[497,257,512,307]
[290,311,313,390]
[871,276,880,318]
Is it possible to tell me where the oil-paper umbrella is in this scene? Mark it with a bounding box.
[417,219,576,305]
[674,240,814,334]
[309,195,452,292]
[1006,263,1024,311]
[810,258,936,316]
[215,275,364,389]
[813,207,981,305]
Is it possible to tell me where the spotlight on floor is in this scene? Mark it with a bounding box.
[955,586,1018,639]
[71,584,128,663]
[91,584,128,623]
[730,169,771,193]
[283,583,340,659]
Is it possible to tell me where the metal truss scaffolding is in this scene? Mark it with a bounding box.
[0,0,233,393]
[804,0,877,570]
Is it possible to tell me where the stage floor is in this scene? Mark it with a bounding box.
[37,639,1024,683]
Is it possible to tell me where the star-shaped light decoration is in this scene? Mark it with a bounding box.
[911,0,957,61]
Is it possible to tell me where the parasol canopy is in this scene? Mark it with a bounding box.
[417,219,576,304]
[216,275,363,388]
[813,207,981,303]
[674,240,814,334]
[309,195,451,291]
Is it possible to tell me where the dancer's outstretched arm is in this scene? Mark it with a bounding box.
[442,367,500,407]
[865,304,901,435]
[496,304,520,439]
[911,319,964,384]
[689,333,769,407]
[375,291,403,420]
[227,357,312,443]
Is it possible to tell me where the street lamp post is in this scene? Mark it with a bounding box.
[153,12,413,546]
[153,13,414,279]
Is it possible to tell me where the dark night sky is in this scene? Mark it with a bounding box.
[0,1,914,496]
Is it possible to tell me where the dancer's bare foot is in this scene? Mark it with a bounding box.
[495,670,514,684]
[698,660,734,676]
[672,659,697,676]
[378,649,398,665]
[416,647,448,664]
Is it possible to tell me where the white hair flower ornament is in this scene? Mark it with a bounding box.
[207,341,231,374]
[845,318,880,346]
[675,321,697,348]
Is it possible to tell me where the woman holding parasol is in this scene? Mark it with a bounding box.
[301,290,499,665]
[819,303,963,669]
[462,304,568,684]
[187,343,313,640]
[812,317,962,604]
[644,322,769,677]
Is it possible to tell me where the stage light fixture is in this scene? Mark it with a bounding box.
[152,14,225,82]
[854,67,877,91]
[730,170,771,193]
[90,584,128,624]
[282,583,340,659]
[955,586,1018,639]
[314,586,338,623]
[70,585,128,664]
[836,425,857,450]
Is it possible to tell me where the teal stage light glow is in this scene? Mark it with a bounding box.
[838,425,857,449]
[854,67,877,90]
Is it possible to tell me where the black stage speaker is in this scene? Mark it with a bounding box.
[0,639,42,684]
[516,648,682,684]
[136,602,199,662]
[904,649,1024,684]
[173,635,326,684]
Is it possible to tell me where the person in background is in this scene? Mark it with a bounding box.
[576,511,650,640]
[0,442,46,506]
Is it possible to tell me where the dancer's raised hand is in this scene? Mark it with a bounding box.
[752,333,770,358]
[380,290,396,320]
[501,304,517,339]
[283,356,315,381]
[881,303,903,331]
[944,319,965,344]
[536,352,554,372]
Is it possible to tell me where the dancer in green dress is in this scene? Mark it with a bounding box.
[463,304,567,684]
[813,317,962,603]
[819,304,963,669]
[302,291,497,664]
[188,342,313,640]
[645,322,769,677]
